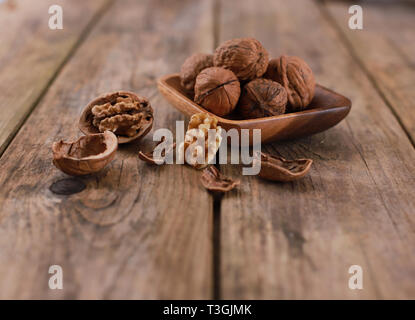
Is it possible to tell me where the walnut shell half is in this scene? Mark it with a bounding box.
[79,91,153,144]
[52,131,118,176]
[254,152,313,182]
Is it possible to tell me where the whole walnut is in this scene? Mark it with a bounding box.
[264,55,315,112]
[194,67,240,116]
[238,78,287,119]
[180,53,214,91]
[213,38,269,81]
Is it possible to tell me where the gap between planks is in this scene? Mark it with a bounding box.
[211,0,222,300]
[0,0,116,158]
[316,0,415,148]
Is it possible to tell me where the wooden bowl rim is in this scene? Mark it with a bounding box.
[157,73,352,124]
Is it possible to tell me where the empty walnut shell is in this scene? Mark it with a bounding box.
[255,152,313,182]
[238,78,287,119]
[264,55,315,112]
[180,53,214,91]
[194,67,240,116]
[213,38,269,81]
[52,131,118,176]
[79,91,153,144]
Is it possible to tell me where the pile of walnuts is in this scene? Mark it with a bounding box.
[180,37,316,118]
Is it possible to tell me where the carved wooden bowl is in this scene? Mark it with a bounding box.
[158,74,351,144]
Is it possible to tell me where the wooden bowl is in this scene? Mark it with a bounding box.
[157,74,351,144]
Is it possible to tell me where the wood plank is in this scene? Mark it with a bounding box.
[218,0,415,299]
[0,0,215,299]
[323,0,415,144]
[0,0,110,156]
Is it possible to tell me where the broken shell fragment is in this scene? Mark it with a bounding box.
[255,152,312,182]
[138,138,176,165]
[200,166,240,193]
[52,131,118,176]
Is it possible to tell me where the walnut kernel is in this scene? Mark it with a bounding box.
[178,113,222,169]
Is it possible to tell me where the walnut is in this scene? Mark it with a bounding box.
[194,67,240,116]
[180,53,214,91]
[237,78,287,119]
[253,152,313,182]
[213,38,269,81]
[200,166,240,193]
[264,55,315,112]
[79,91,153,144]
[178,113,222,169]
[52,131,118,176]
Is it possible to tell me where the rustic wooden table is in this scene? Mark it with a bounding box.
[0,0,414,299]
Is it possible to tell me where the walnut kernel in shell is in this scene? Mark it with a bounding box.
[194,67,240,116]
[238,78,287,119]
[213,38,269,81]
[79,91,153,144]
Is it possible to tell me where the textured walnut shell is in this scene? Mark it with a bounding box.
[180,53,214,91]
[255,152,312,182]
[79,91,153,144]
[238,78,287,119]
[200,166,240,193]
[52,131,118,176]
[265,55,315,112]
[194,67,240,116]
[213,38,269,81]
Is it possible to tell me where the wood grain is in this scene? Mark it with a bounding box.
[323,0,415,144]
[0,0,215,299]
[0,0,111,156]
[218,0,415,299]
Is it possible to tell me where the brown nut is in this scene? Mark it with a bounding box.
[180,53,214,91]
[79,91,153,144]
[52,131,118,176]
[200,166,240,193]
[178,113,222,169]
[237,78,287,119]
[254,152,312,182]
[194,67,240,116]
[264,55,315,112]
[213,38,269,81]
